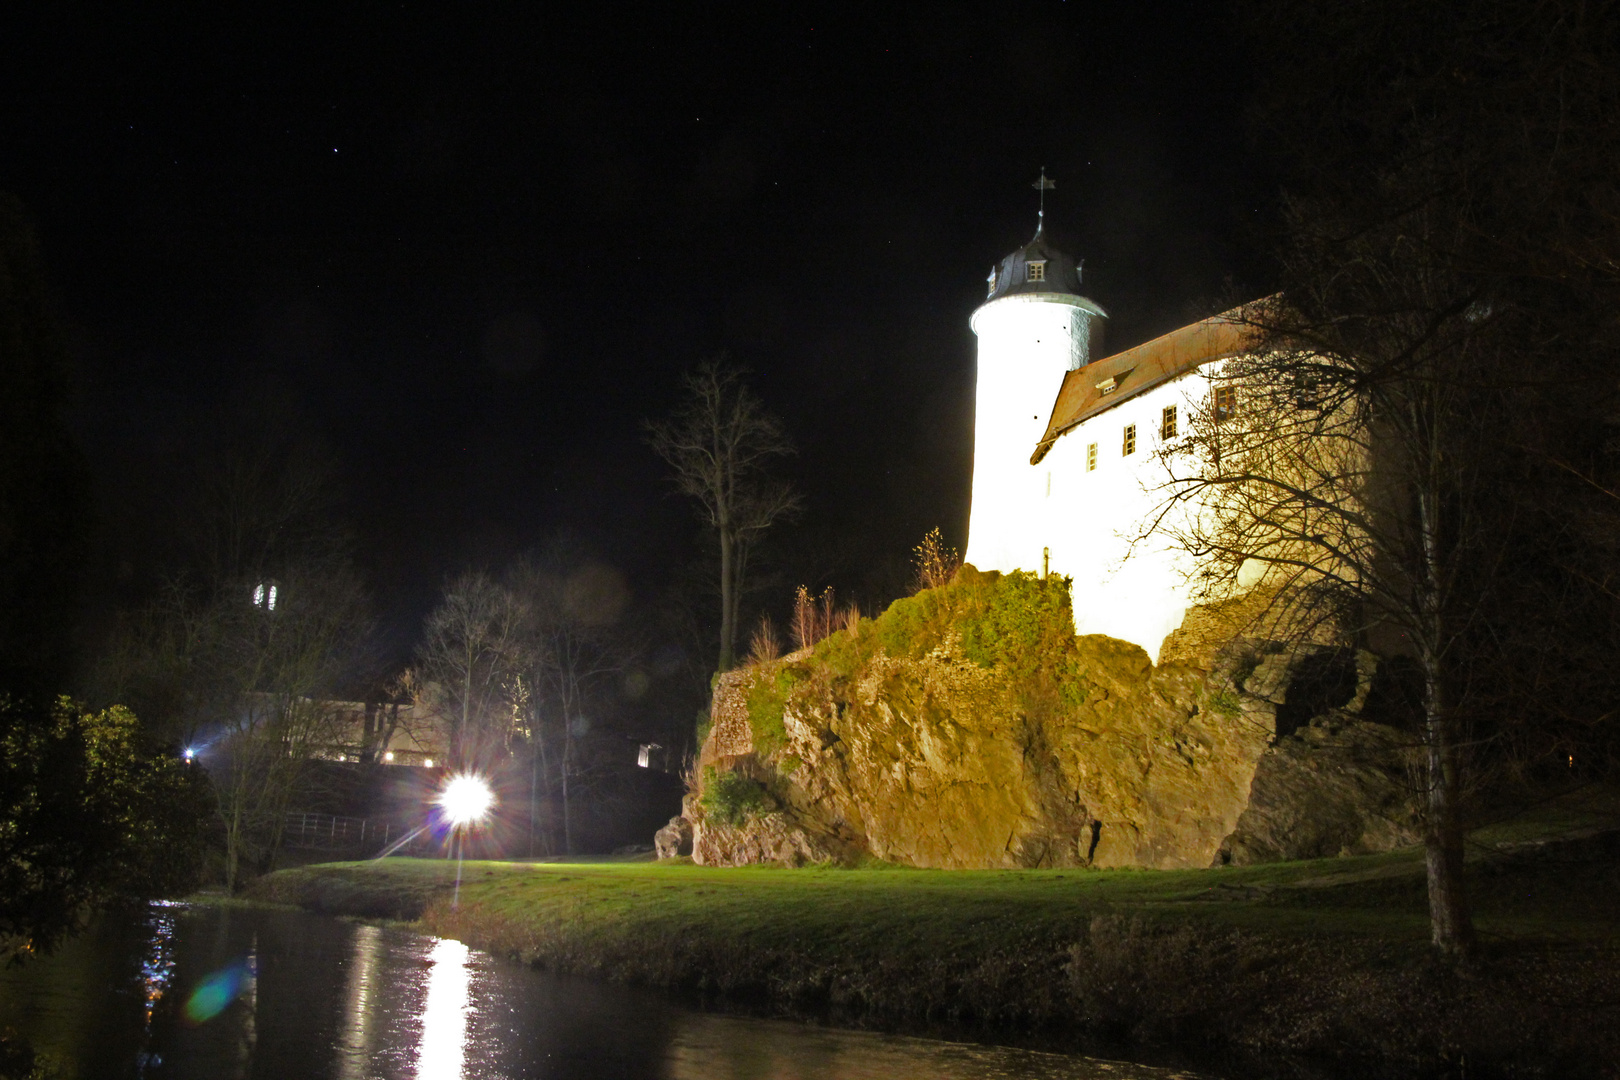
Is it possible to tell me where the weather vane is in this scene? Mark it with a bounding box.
[1032,168,1055,232]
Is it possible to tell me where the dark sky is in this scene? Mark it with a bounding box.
[2,4,1276,657]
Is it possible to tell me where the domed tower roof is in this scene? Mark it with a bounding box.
[984,225,1087,302]
[982,170,1101,307]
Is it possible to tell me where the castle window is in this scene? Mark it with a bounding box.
[1026,260,1046,282]
[1086,443,1098,471]
[1161,405,1177,439]
[1122,424,1137,456]
[1214,386,1238,423]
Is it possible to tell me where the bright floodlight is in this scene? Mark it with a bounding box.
[438,773,495,827]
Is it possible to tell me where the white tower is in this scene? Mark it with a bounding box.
[965,209,1107,578]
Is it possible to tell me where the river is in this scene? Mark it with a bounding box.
[0,902,1215,1079]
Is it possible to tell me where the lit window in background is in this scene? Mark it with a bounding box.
[1122,424,1137,456]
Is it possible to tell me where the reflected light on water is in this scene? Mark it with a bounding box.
[140,904,178,1025]
[415,937,471,1079]
[667,1013,1205,1080]
[337,924,383,1080]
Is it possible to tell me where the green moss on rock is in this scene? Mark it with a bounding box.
[700,767,775,826]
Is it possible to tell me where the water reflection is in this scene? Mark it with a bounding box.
[667,1014,1204,1080]
[138,903,178,1027]
[415,938,471,1079]
[134,902,178,1077]
[337,924,383,1080]
[0,903,1219,1080]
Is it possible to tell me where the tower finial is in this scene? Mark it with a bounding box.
[1032,168,1055,236]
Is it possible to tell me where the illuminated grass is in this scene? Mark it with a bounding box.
[250,840,1615,947]
[248,798,1620,1072]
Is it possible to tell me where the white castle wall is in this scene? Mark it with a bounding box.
[1036,368,1220,663]
[964,293,1104,579]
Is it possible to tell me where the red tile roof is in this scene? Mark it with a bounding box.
[1030,306,1258,465]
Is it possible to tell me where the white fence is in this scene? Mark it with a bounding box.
[282,812,403,852]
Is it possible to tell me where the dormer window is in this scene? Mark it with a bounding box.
[1026,261,1047,283]
[986,268,998,297]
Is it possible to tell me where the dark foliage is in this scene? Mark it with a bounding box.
[0,697,211,961]
[1230,0,1620,950]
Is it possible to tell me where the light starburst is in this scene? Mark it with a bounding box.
[437,773,495,827]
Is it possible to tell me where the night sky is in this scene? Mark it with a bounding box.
[3,4,1277,660]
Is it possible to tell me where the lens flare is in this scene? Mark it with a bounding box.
[437,773,495,827]
[183,958,253,1024]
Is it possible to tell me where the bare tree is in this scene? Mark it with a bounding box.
[646,360,800,673]
[416,571,522,771]
[1176,0,1620,955]
[92,433,372,891]
[1158,278,1504,954]
[508,552,626,855]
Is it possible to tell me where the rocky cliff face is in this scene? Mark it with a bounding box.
[685,568,1418,869]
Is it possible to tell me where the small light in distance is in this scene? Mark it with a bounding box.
[423,758,434,768]
[183,747,196,762]
[384,751,395,762]
[438,773,495,827]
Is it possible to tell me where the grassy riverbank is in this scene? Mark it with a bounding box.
[251,791,1620,1078]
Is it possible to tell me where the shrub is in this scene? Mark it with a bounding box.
[700,767,774,826]
[911,527,962,593]
[957,570,1085,696]
[747,614,782,664]
[873,579,960,659]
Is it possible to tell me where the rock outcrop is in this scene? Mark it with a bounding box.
[686,568,1420,870]
[1217,713,1422,863]
[653,814,693,859]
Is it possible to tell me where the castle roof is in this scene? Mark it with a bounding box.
[1030,305,1258,465]
[984,226,1088,302]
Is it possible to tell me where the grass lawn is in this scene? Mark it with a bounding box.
[248,786,1620,1076]
[253,783,1620,944]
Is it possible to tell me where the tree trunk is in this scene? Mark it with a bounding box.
[561,719,574,855]
[528,737,540,858]
[717,526,735,673]
[224,809,242,894]
[458,663,472,768]
[529,727,556,858]
[1417,467,1474,956]
[1422,656,1474,955]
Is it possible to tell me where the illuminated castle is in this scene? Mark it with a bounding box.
[965,198,1250,662]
